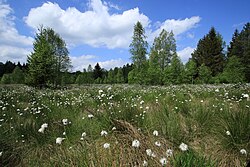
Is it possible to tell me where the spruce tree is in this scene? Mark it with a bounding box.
[27,26,71,87]
[128,21,148,84]
[222,56,245,83]
[93,63,103,80]
[129,21,148,69]
[192,27,225,76]
[227,23,250,82]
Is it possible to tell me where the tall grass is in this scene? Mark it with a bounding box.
[0,84,249,166]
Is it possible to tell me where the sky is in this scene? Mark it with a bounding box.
[0,0,249,71]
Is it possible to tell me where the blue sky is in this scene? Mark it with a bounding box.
[0,0,249,71]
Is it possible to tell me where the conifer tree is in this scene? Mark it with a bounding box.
[128,21,148,84]
[129,21,148,69]
[27,26,71,87]
[192,27,225,76]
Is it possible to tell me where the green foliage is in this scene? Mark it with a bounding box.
[215,109,250,153]
[222,56,245,83]
[27,26,71,88]
[129,21,148,70]
[148,29,177,85]
[0,84,249,166]
[192,27,225,76]
[1,74,12,84]
[183,59,197,84]
[150,29,176,71]
[227,23,250,82]
[163,54,184,84]
[116,68,124,83]
[198,64,212,84]
[93,63,103,80]
[12,66,25,84]
[171,151,217,167]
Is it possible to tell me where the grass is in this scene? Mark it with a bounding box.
[0,84,249,166]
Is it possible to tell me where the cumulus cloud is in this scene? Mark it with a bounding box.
[25,0,149,49]
[25,0,200,49]
[0,2,33,63]
[149,16,201,42]
[71,55,128,71]
[177,47,195,63]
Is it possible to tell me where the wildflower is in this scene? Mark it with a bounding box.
[153,130,159,136]
[160,157,167,166]
[98,90,103,94]
[101,130,108,136]
[38,123,48,133]
[62,119,68,125]
[56,137,65,145]
[240,149,247,155]
[103,143,110,149]
[155,141,161,147]
[226,130,231,136]
[146,149,153,156]
[143,160,148,166]
[166,149,173,157]
[0,151,2,156]
[242,93,249,98]
[200,100,204,103]
[63,132,66,135]
[112,127,116,131]
[179,142,188,151]
[132,139,140,148]
[38,127,45,133]
[88,114,94,118]
[82,132,87,137]
[215,89,219,92]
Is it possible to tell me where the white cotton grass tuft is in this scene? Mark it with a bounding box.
[132,139,140,148]
[62,119,68,125]
[179,142,188,151]
[80,132,87,140]
[146,149,153,156]
[155,141,161,147]
[166,149,173,157]
[226,130,231,136]
[103,143,110,149]
[100,130,108,136]
[143,160,148,166]
[56,137,65,145]
[240,149,247,155]
[153,130,159,136]
[38,123,48,133]
[160,157,167,166]
[88,114,94,118]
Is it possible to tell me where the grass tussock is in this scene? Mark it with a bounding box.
[0,84,249,166]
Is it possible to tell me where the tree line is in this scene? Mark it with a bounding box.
[0,22,249,87]
[128,22,250,85]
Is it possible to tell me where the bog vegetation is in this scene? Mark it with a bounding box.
[0,84,249,166]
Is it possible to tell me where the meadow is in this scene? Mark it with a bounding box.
[0,84,249,166]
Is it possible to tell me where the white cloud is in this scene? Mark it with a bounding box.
[0,2,33,63]
[177,47,195,63]
[99,58,127,69]
[25,0,201,49]
[25,0,149,49]
[149,16,201,42]
[70,55,128,71]
[71,55,97,71]
[0,45,31,63]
